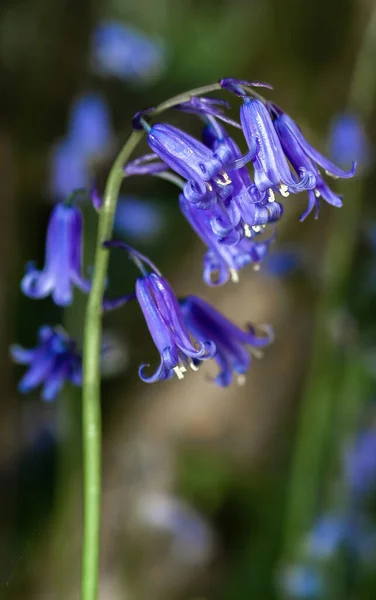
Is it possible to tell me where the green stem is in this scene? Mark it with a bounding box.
[81,130,144,600]
[282,2,376,567]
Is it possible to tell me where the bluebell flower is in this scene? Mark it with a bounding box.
[304,515,349,560]
[263,248,301,277]
[329,113,369,170]
[104,242,215,382]
[273,107,356,220]
[146,122,236,208]
[67,93,113,157]
[280,564,323,599]
[114,195,165,242]
[202,120,283,235]
[180,194,275,285]
[180,295,273,387]
[344,429,376,500]
[11,325,82,401]
[92,21,165,84]
[240,98,316,199]
[50,139,89,200]
[21,201,90,306]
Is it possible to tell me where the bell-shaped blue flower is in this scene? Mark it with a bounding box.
[11,326,82,401]
[103,241,215,382]
[273,108,356,220]
[146,122,236,208]
[180,295,273,387]
[50,139,89,200]
[240,98,316,198]
[202,120,283,234]
[21,201,90,306]
[329,113,369,170]
[180,194,275,285]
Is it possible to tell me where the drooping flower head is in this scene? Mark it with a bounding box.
[180,295,273,387]
[103,241,215,382]
[272,105,356,220]
[21,199,90,306]
[67,93,113,158]
[11,326,82,401]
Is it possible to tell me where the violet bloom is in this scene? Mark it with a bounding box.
[180,194,274,285]
[202,120,283,234]
[92,21,165,84]
[50,139,89,200]
[21,202,90,306]
[240,98,316,199]
[146,122,236,208]
[180,295,273,387]
[344,429,376,501]
[273,108,356,220]
[11,326,82,401]
[104,242,215,382]
[329,113,369,170]
[67,93,113,157]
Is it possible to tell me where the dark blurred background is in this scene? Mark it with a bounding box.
[1,0,376,598]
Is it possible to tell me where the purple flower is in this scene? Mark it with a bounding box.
[273,108,356,220]
[344,429,376,500]
[280,565,323,599]
[92,21,165,84]
[104,242,215,382]
[180,295,273,387]
[329,113,369,170]
[240,98,316,198]
[11,326,82,401]
[67,93,113,157]
[21,202,90,306]
[202,120,283,233]
[50,139,89,200]
[146,123,235,208]
[180,194,274,285]
[114,195,165,242]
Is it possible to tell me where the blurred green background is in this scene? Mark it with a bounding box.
[1,0,376,598]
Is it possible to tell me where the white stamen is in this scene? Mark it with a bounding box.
[250,348,264,359]
[268,189,275,202]
[215,172,232,186]
[230,268,240,283]
[173,366,185,380]
[244,223,252,237]
[253,264,261,271]
[314,189,321,198]
[252,225,261,233]
[237,374,246,386]
[279,183,289,197]
[188,358,199,372]
[207,183,213,192]
[325,170,339,179]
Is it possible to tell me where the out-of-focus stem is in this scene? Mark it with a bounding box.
[282,2,376,566]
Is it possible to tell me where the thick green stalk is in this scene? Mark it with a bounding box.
[81,130,144,600]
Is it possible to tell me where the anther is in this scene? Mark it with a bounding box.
[173,366,185,380]
[279,184,289,197]
[188,358,199,372]
[244,223,252,237]
[230,268,240,283]
[314,189,321,198]
[268,189,275,202]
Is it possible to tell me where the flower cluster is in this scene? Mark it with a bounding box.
[11,78,356,398]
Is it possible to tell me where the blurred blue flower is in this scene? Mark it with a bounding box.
[67,93,113,157]
[92,21,166,84]
[50,139,89,199]
[11,325,82,401]
[137,492,214,565]
[280,564,323,599]
[329,113,369,169]
[345,429,376,500]
[21,201,90,306]
[114,195,165,242]
[263,248,301,277]
[304,515,348,559]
